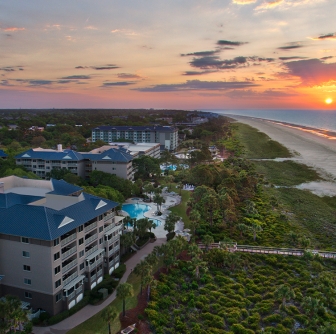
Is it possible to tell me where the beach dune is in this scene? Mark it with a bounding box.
[233,116,336,183]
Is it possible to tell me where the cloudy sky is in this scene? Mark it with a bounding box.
[1,0,336,109]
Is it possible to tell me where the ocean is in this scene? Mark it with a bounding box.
[203,109,336,133]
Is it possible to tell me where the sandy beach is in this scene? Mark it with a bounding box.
[233,116,336,196]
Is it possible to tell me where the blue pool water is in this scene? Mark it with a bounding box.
[122,203,162,226]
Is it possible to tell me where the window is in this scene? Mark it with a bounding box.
[79,238,84,245]
[22,251,30,258]
[54,266,60,275]
[55,279,61,289]
[56,292,62,303]
[23,265,31,271]
[79,250,84,258]
[21,237,29,244]
[99,215,103,221]
[24,278,31,285]
[24,292,32,299]
[99,226,103,233]
[54,238,59,246]
[80,262,85,270]
[54,252,60,261]
[78,225,83,232]
[99,237,103,245]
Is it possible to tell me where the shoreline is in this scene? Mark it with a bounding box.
[230,115,336,195]
[224,114,336,140]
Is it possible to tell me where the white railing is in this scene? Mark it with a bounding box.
[67,291,75,300]
[86,257,103,271]
[76,286,83,295]
[104,222,117,233]
[62,246,77,260]
[63,272,78,286]
[106,235,119,246]
[91,274,96,281]
[84,222,97,233]
[109,259,115,267]
[61,233,77,246]
[104,212,115,222]
[97,269,103,277]
[62,259,77,273]
[85,233,98,245]
[85,245,98,257]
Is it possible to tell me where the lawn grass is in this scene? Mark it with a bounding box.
[236,123,292,159]
[67,272,142,334]
[169,189,191,226]
[254,160,323,186]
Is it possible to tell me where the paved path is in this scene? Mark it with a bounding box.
[33,238,166,334]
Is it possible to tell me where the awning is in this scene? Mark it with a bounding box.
[85,248,105,262]
[115,216,125,223]
[63,275,85,291]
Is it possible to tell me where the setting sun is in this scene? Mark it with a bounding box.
[325,98,333,104]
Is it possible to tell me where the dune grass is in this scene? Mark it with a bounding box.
[236,123,292,159]
[254,160,323,186]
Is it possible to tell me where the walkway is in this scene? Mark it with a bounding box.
[198,243,336,258]
[33,238,166,334]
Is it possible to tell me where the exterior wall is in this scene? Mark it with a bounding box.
[93,161,133,180]
[0,208,123,315]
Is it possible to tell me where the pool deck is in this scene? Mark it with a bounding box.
[123,190,183,238]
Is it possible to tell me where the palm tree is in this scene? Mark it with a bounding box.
[116,283,134,317]
[164,212,180,234]
[120,232,135,255]
[143,182,155,201]
[189,209,201,236]
[153,194,165,213]
[101,306,118,334]
[250,223,263,241]
[237,223,248,238]
[203,234,214,251]
[133,260,152,294]
[274,284,295,307]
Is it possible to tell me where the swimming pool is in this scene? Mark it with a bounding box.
[122,203,162,226]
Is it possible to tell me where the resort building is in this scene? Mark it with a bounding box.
[0,176,124,315]
[91,125,179,151]
[15,145,135,180]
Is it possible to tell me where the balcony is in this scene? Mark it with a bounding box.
[90,274,96,282]
[86,257,103,271]
[85,222,97,233]
[108,259,115,268]
[85,233,97,245]
[104,212,116,223]
[85,245,98,257]
[97,269,103,277]
[105,235,119,246]
[63,271,78,286]
[61,233,77,247]
[104,222,119,233]
[62,246,77,260]
[62,259,78,273]
[67,291,75,301]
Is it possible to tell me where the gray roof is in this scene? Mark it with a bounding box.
[92,125,177,133]
[0,188,118,241]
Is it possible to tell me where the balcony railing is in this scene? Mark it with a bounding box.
[90,274,96,282]
[97,269,103,277]
[63,271,78,286]
[104,223,118,233]
[85,245,98,257]
[76,286,83,295]
[104,212,115,222]
[62,246,77,260]
[85,222,97,233]
[106,235,119,246]
[86,257,103,271]
[85,233,98,245]
[109,259,115,268]
[61,233,77,246]
[67,291,75,300]
[62,259,78,273]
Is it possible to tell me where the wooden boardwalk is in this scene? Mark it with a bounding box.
[197,243,336,259]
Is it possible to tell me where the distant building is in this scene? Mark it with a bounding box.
[0,176,124,315]
[28,126,44,132]
[8,124,18,130]
[0,150,7,159]
[15,145,135,180]
[91,125,178,151]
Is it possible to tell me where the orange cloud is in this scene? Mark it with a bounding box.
[255,0,283,11]
[3,27,25,32]
[232,0,257,4]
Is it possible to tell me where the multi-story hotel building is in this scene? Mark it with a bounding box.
[0,176,124,315]
[91,125,179,151]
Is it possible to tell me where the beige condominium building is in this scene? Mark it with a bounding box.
[0,176,124,315]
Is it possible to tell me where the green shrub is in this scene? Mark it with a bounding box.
[112,263,126,278]
[264,313,282,325]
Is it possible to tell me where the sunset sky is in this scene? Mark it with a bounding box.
[1,0,336,109]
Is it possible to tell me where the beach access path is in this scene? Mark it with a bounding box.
[233,116,336,180]
[33,238,166,334]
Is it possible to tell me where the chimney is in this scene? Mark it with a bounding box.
[57,144,63,152]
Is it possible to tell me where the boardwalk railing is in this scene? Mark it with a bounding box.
[197,243,336,259]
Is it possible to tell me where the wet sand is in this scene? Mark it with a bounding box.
[232,115,336,195]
